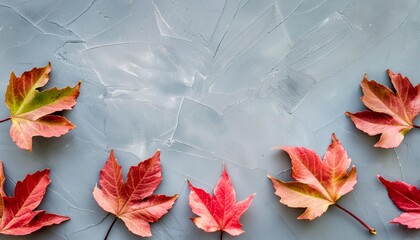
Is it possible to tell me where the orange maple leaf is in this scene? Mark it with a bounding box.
[268,134,375,234]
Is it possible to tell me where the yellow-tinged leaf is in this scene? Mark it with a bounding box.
[268,134,357,219]
[268,177,332,220]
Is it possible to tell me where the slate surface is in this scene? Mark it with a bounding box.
[0,0,419,239]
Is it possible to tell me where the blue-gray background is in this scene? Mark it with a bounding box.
[0,0,419,239]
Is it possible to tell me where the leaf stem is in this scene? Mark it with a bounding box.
[220,231,223,240]
[0,117,11,123]
[104,216,118,240]
[335,203,376,235]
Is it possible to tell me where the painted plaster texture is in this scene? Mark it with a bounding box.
[0,0,419,239]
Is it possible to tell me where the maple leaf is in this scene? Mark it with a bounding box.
[378,176,420,228]
[0,161,69,235]
[188,166,255,237]
[2,63,81,151]
[346,70,420,148]
[268,133,376,234]
[93,150,178,238]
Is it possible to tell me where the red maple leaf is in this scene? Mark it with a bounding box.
[0,161,69,235]
[346,70,420,148]
[268,133,376,234]
[378,176,420,228]
[1,63,81,151]
[93,150,178,238]
[188,166,255,237]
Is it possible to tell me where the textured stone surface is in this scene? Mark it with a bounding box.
[0,0,419,239]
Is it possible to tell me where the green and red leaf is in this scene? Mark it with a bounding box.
[4,63,81,151]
